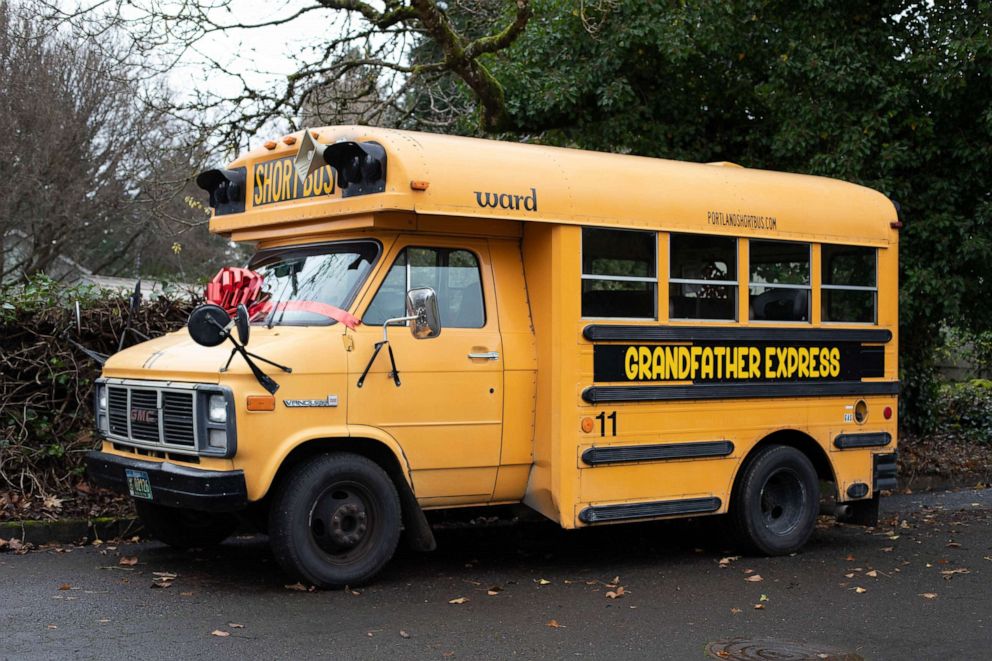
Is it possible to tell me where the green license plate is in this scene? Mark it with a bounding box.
[125,469,153,500]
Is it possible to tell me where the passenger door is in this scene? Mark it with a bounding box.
[347,237,503,505]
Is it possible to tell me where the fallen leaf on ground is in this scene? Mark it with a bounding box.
[180,591,194,597]
[753,604,765,610]
[844,573,855,579]
[151,572,177,589]
[946,542,962,549]
[881,547,894,552]
[605,586,626,599]
[47,624,57,630]
[940,568,970,579]
[718,556,740,568]
[745,575,763,582]
[97,619,110,624]
[284,583,313,592]
[608,576,620,586]
[399,630,410,639]
[546,619,563,628]
[730,608,742,614]
[448,597,469,605]
[58,584,72,591]
[211,630,230,638]
[866,570,878,578]
[743,568,754,574]
[118,556,138,567]
[487,586,502,596]
[228,623,244,629]
[759,594,769,602]
[8,538,31,555]
[919,593,938,600]
[537,579,551,585]
[853,587,867,594]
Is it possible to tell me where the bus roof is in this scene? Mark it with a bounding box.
[211,125,897,246]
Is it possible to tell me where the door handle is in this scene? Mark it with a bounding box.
[468,351,500,361]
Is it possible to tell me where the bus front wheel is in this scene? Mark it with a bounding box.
[268,452,402,589]
[730,444,818,556]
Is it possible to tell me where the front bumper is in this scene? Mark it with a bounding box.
[86,451,247,512]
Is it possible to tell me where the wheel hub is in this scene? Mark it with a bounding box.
[328,503,368,547]
[310,485,374,555]
[759,468,806,535]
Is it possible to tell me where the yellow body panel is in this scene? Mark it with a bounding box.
[99,126,898,529]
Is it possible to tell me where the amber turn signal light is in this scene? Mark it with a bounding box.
[410,180,430,191]
[247,395,276,411]
[581,417,595,433]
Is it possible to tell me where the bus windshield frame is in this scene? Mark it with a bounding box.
[246,239,381,327]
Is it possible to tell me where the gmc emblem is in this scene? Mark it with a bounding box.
[130,407,157,424]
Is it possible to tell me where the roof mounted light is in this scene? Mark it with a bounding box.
[293,129,387,198]
[195,167,247,216]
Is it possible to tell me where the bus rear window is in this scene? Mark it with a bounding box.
[581,228,657,319]
[822,245,876,323]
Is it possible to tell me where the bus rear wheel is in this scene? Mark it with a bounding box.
[730,444,818,556]
[268,452,401,589]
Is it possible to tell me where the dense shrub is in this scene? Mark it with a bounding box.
[933,379,992,445]
[0,277,199,511]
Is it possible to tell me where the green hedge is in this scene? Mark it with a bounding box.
[933,379,992,445]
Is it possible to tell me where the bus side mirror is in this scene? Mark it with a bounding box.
[406,288,441,339]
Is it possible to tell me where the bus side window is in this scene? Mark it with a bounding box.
[581,228,657,319]
[821,245,876,323]
[363,247,485,328]
[669,233,737,320]
[749,240,811,322]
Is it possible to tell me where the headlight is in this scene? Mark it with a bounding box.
[207,394,228,423]
[97,385,108,410]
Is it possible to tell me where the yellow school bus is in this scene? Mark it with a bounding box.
[86,126,899,587]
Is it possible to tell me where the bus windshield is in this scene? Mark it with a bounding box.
[247,241,379,326]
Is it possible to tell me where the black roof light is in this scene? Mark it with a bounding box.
[196,167,247,216]
[325,141,387,197]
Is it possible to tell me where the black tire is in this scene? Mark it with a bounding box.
[268,453,401,589]
[730,444,819,556]
[134,501,238,548]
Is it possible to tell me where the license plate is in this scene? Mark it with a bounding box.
[125,469,153,500]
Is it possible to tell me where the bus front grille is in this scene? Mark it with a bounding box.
[106,385,197,453]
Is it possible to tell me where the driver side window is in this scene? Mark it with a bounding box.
[363,247,485,328]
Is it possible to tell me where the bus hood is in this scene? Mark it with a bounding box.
[102,326,347,383]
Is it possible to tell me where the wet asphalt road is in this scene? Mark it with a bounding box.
[1,489,990,661]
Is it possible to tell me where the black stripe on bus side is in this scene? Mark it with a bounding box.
[582,325,892,344]
[578,497,722,524]
[582,380,900,404]
[582,441,734,465]
[834,432,892,449]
